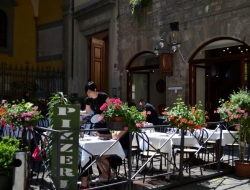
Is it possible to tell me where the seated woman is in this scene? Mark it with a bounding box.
[79,158,93,189]
[94,130,129,182]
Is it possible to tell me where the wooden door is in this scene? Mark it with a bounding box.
[91,38,105,92]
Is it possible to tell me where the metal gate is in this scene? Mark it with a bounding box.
[0,61,65,101]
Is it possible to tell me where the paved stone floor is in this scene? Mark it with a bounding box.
[28,154,250,190]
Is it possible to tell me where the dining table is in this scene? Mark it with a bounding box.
[79,135,126,167]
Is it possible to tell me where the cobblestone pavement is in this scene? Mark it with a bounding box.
[168,174,250,190]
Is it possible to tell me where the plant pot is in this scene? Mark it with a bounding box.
[110,117,124,122]
[235,160,250,178]
[0,175,12,190]
[106,119,124,131]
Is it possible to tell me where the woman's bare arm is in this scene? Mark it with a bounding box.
[80,104,91,115]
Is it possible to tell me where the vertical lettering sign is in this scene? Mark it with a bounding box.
[51,105,80,190]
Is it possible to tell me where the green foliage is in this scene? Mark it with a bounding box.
[163,98,208,131]
[47,92,71,126]
[0,137,20,177]
[129,0,152,26]
[216,87,250,162]
[123,105,148,132]
[230,87,250,111]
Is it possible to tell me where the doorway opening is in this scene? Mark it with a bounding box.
[125,51,166,114]
[88,30,109,93]
[189,37,250,121]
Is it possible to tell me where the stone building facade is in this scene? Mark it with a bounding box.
[62,0,250,118]
[116,0,250,110]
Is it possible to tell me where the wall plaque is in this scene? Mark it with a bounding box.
[159,53,173,76]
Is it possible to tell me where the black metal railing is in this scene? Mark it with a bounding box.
[0,61,64,101]
[1,122,240,190]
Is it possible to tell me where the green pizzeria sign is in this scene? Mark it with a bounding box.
[51,105,80,190]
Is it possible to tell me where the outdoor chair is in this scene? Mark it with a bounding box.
[135,132,163,182]
[224,124,239,165]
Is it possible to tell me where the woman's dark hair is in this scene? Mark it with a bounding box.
[85,81,97,93]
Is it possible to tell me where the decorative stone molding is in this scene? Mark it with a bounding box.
[72,0,115,19]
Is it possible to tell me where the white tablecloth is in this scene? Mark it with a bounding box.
[133,132,201,156]
[79,136,126,167]
[196,129,238,146]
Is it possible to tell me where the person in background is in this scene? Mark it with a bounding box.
[139,98,159,125]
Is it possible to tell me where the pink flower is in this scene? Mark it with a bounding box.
[136,123,144,128]
[109,98,116,103]
[100,103,108,111]
[235,125,240,130]
[115,105,121,109]
[24,117,30,121]
[98,114,104,121]
[1,100,5,104]
[114,99,122,104]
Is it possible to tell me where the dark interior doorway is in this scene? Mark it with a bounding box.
[189,38,250,121]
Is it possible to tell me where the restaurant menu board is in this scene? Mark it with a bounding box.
[51,105,80,190]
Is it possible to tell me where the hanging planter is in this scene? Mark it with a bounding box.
[129,0,152,26]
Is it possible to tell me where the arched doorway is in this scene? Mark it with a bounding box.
[125,51,166,113]
[189,37,250,121]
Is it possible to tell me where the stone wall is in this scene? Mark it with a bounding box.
[117,0,250,107]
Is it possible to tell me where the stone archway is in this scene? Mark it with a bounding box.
[188,37,250,121]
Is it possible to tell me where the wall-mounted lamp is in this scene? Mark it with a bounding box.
[159,32,166,48]
[153,22,180,56]
[154,45,159,56]
[31,0,39,24]
[169,22,180,52]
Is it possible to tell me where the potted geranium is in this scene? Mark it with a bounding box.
[215,88,250,177]
[99,98,148,131]
[2,100,43,150]
[163,98,208,132]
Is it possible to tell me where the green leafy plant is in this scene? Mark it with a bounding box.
[47,92,71,126]
[215,87,250,163]
[0,137,20,177]
[163,98,208,131]
[129,0,152,26]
